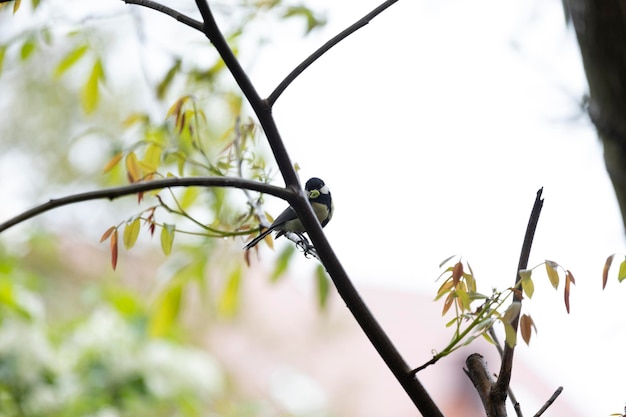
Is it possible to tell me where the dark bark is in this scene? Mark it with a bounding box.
[565,1,626,231]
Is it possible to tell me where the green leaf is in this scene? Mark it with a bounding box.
[179,187,199,210]
[218,266,242,317]
[315,264,330,309]
[157,58,181,99]
[270,244,295,282]
[81,58,104,114]
[149,281,182,337]
[502,301,521,324]
[160,223,175,255]
[519,269,534,298]
[618,258,626,283]
[31,0,41,9]
[123,218,141,250]
[0,45,6,75]
[54,44,89,78]
[20,38,36,61]
[503,322,517,347]
[545,260,560,289]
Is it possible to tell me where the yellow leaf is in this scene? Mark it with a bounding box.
[149,281,182,337]
[123,218,141,250]
[125,151,141,183]
[160,223,175,255]
[13,0,21,13]
[519,269,534,298]
[141,143,162,173]
[502,301,521,324]
[503,322,517,348]
[102,152,123,174]
[545,260,560,289]
[81,58,104,114]
[218,266,242,317]
[54,44,88,79]
[618,259,626,283]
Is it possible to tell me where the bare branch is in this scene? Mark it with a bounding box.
[267,0,399,106]
[534,387,563,417]
[123,0,203,32]
[494,188,544,394]
[0,177,290,234]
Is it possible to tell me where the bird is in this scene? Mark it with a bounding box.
[244,177,333,250]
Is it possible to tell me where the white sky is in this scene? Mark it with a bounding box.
[2,0,626,415]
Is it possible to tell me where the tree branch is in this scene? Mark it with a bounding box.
[494,188,544,395]
[534,387,563,417]
[191,2,443,415]
[193,0,300,189]
[0,177,290,234]
[267,0,399,107]
[122,0,203,32]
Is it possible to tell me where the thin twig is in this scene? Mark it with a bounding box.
[123,0,203,31]
[267,0,399,106]
[534,387,563,417]
[0,177,290,233]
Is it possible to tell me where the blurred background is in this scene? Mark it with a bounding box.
[1,0,625,416]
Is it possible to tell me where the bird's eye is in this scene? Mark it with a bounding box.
[309,190,320,199]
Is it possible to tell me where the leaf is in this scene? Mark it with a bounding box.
[141,143,162,173]
[157,58,181,99]
[160,223,175,255]
[503,322,517,348]
[81,58,104,114]
[102,152,123,174]
[218,266,242,317]
[20,38,36,60]
[179,187,199,209]
[123,218,141,250]
[439,254,457,268]
[125,151,141,183]
[545,260,560,289]
[520,314,535,345]
[12,0,22,13]
[270,244,295,282]
[564,270,575,313]
[149,281,182,337]
[602,254,614,289]
[315,264,330,309]
[452,261,463,285]
[502,301,521,324]
[110,228,118,270]
[100,226,116,243]
[54,44,88,78]
[441,292,455,316]
[519,269,534,298]
[618,258,626,283]
[434,279,454,301]
[0,46,6,75]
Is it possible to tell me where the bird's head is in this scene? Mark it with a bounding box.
[305,177,330,200]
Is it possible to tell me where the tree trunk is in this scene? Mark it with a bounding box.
[565,0,626,231]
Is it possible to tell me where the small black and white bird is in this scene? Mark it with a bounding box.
[244,177,333,250]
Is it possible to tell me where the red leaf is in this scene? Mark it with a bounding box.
[100,226,116,243]
[110,228,119,270]
[564,271,575,314]
[603,254,614,289]
[452,261,463,286]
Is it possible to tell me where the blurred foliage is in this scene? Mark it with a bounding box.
[0,0,331,415]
